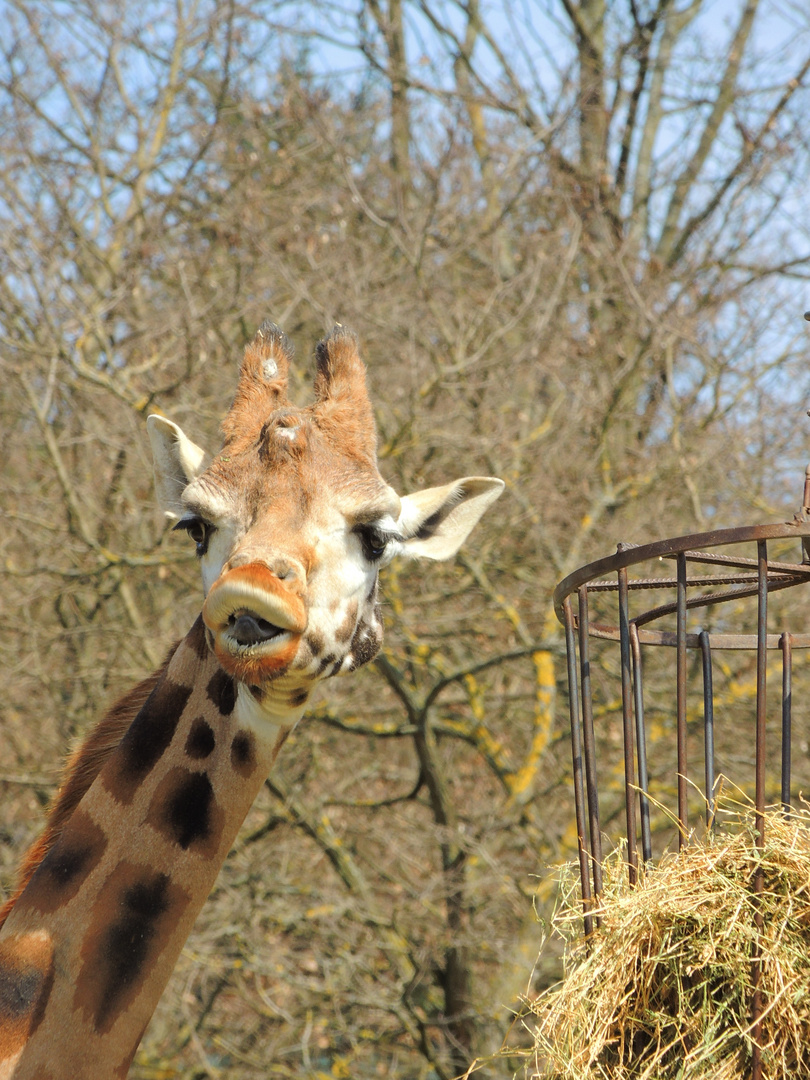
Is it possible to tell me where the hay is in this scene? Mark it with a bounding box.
[520,805,810,1079]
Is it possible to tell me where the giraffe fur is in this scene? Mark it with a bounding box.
[0,324,503,1078]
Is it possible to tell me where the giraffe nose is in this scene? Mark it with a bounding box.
[227,553,305,588]
[202,562,307,638]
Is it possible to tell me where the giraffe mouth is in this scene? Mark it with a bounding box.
[202,563,307,679]
[227,611,287,647]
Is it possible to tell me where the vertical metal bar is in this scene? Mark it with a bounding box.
[676,553,688,849]
[802,462,810,564]
[563,595,593,935]
[751,540,768,1080]
[699,631,716,829]
[618,565,638,884]
[630,625,652,863]
[578,586,603,903]
[754,542,767,841]
[781,632,792,816]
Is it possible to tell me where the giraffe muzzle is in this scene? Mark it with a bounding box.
[202,563,307,678]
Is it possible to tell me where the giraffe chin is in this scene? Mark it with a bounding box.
[212,633,302,685]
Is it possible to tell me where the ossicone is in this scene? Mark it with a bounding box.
[312,325,376,452]
[222,321,294,446]
[244,321,294,390]
[313,325,372,405]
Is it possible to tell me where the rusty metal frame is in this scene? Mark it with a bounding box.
[553,506,810,1080]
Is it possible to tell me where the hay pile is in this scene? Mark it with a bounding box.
[521,807,810,1079]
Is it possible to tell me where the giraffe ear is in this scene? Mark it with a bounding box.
[147,415,210,521]
[396,477,504,560]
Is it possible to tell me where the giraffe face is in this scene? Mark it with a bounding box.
[179,420,401,689]
[148,324,504,714]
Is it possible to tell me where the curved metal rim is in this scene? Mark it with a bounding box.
[553,520,810,627]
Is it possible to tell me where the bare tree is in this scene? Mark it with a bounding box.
[2,1,810,1077]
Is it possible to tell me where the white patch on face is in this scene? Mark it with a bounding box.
[199,522,243,595]
[179,478,246,594]
[282,508,382,675]
[276,426,298,441]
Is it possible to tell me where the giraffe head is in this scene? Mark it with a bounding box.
[148,324,503,717]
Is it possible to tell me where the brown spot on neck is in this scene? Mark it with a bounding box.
[12,811,107,919]
[146,767,224,858]
[102,675,193,805]
[206,668,236,716]
[186,614,210,660]
[73,863,191,1035]
[186,717,216,759]
[230,731,257,778]
[0,933,54,1059]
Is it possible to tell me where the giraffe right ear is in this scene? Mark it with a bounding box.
[396,476,505,560]
[147,415,210,521]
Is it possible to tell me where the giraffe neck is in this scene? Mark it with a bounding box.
[0,617,300,1080]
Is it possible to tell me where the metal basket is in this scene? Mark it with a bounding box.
[553,468,810,1080]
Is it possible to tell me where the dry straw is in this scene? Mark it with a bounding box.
[514,802,810,1079]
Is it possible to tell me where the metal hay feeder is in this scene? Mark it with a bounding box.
[553,465,810,1080]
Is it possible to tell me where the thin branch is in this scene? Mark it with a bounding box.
[656,0,759,263]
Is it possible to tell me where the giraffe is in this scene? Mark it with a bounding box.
[0,323,503,1079]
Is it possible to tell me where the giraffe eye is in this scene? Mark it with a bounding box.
[173,516,213,556]
[355,525,392,562]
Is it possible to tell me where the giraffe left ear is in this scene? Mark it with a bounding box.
[396,477,504,561]
[147,415,210,520]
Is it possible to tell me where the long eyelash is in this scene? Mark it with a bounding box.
[172,518,200,536]
[355,525,402,561]
[172,517,212,556]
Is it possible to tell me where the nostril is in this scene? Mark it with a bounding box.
[224,557,301,583]
[227,612,283,646]
[226,552,251,570]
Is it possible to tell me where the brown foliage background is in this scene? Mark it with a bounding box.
[2,2,810,1076]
